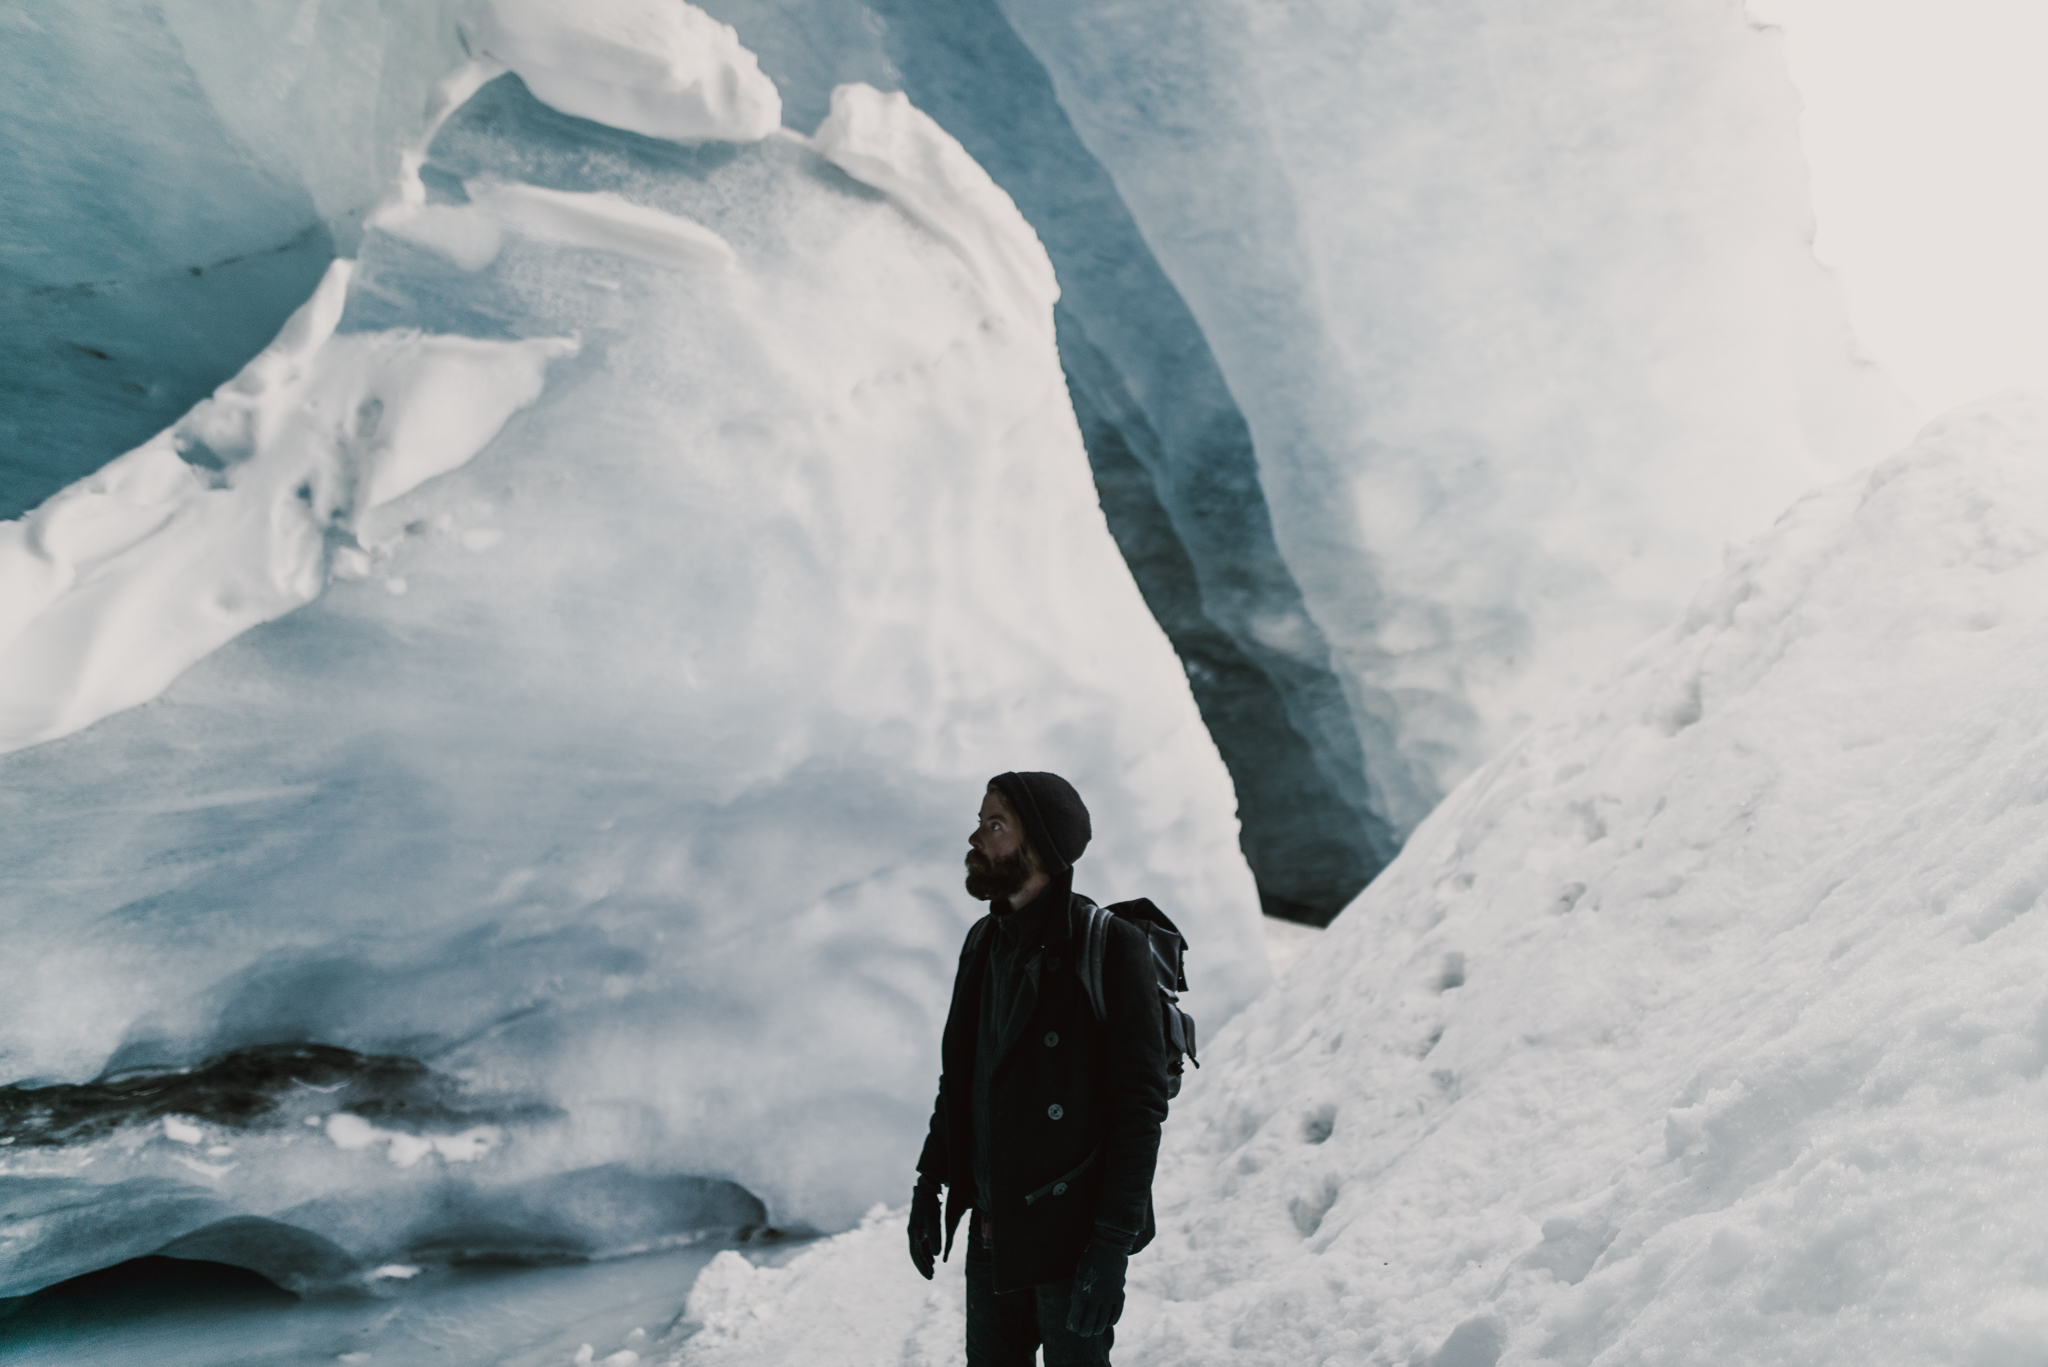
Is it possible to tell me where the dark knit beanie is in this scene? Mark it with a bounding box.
[989,771,1092,871]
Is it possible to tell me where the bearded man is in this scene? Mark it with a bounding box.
[907,771,1170,1366]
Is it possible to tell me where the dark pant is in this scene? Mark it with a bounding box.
[964,1218,1112,1366]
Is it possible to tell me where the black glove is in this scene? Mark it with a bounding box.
[1065,1235,1130,1336]
[907,1178,942,1280]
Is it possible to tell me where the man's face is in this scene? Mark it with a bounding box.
[965,788,1033,902]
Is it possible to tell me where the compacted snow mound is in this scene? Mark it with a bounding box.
[1144,391,2048,1364]
[678,1207,966,1365]
[0,24,1264,1296]
[661,393,2048,1364]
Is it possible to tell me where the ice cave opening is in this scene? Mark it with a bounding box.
[7,0,2022,1362]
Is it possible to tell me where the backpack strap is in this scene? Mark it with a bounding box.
[1077,898,1112,1022]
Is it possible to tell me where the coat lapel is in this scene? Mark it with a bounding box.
[988,877,1078,1071]
[991,947,1042,1069]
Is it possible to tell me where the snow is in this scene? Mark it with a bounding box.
[1259,916,1323,978]
[644,392,2048,1364]
[812,85,1057,341]
[678,1207,965,1365]
[0,260,575,753]
[0,15,1263,1297]
[462,0,781,145]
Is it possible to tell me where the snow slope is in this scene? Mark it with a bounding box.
[653,392,2048,1365]
[0,15,1263,1296]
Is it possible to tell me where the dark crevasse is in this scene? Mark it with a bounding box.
[705,0,1398,921]
[1058,310,1394,921]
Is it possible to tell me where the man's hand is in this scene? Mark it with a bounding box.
[1065,1236,1130,1336]
[907,1178,943,1279]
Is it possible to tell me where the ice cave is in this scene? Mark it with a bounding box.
[1,0,2041,1363]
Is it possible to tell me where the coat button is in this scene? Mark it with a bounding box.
[1047,1103,1064,1120]
[1053,1182,1068,1196]
[1044,1031,1059,1048]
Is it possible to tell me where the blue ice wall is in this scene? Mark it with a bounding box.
[3,0,1393,921]
[701,0,1397,921]
[0,0,335,519]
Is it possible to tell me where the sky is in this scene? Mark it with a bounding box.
[1760,0,2048,418]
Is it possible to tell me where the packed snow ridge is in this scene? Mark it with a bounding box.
[658,393,2048,1365]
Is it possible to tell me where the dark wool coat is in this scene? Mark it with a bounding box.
[916,876,1171,1292]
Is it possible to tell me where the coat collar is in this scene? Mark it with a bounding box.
[986,869,1075,1069]
[989,868,1073,944]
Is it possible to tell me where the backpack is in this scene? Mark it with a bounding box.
[1077,897,1199,1098]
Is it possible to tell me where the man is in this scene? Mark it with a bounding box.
[907,771,1170,1366]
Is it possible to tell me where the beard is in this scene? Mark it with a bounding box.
[964,848,1032,903]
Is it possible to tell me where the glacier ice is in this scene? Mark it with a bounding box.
[702,0,1397,923]
[464,0,782,144]
[0,0,1951,1326]
[692,0,1921,919]
[0,260,573,752]
[0,44,1265,1294]
[4,0,1913,925]
[0,1236,734,1365]
[0,0,343,518]
[995,0,1920,823]
[619,394,2048,1365]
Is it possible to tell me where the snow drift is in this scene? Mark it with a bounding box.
[0,16,1264,1296]
[657,392,2048,1365]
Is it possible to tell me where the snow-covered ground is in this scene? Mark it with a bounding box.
[648,393,2048,1365]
